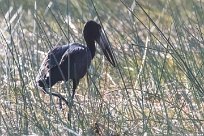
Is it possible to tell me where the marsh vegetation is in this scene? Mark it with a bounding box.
[0,0,204,135]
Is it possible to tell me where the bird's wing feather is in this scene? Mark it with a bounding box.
[36,43,92,82]
[59,44,86,64]
[36,44,70,80]
[59,43,92,79]
[47,45,70,69]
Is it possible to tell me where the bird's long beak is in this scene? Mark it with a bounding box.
[96,30,116,67]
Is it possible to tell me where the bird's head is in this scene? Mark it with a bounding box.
[83,20,116,67]
[83,20,101,42]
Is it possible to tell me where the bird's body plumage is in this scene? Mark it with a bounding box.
[36,43,92,92]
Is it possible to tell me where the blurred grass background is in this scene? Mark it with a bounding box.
[0,0,204,135]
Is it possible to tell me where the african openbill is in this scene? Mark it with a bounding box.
[36,20,116,108]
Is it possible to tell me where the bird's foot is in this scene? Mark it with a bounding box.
[67,99,74,121]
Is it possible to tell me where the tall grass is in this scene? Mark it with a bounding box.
[0,0,203,135]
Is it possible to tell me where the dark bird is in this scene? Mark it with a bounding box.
[36,20,116,108]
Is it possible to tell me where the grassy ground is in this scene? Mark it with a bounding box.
[0,0,204,135]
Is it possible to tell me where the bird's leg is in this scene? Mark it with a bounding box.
[71,88,75,100]
[46,92,68,108]
[59,98,62,109]
[48,77,69,109]
[68,79,79,121]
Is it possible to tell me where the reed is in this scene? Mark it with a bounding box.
[0,0,203,135]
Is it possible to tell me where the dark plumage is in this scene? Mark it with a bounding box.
[36,20,116,108]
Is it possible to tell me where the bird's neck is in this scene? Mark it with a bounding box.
[86,40,96,59]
